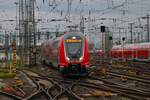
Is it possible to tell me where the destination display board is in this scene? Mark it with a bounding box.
[66,39,81,43]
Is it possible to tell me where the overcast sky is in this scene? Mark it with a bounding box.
[0,0,150,33]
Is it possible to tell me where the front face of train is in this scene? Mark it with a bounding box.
[64,33,84,62]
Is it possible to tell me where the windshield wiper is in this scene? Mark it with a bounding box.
[73,44,82,56]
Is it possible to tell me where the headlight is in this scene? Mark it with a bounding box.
[66,57,70,61]
[79,56,83,60]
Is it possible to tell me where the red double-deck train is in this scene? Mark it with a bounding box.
[41,32,89,75]
[111,42,150,61]
[89,42,150,62]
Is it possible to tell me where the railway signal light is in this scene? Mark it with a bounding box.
[122,37,125,41]
[38,32,41,40]
[109,36,112,40]
[101,26,105,32]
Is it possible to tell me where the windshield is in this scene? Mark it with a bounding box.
[65,36,83,60]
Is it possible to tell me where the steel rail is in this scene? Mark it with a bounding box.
[22,69,149,100]
[22,71,53,100]
[88,76,150,99]
[108,70,150,84]
[0,91,23,100]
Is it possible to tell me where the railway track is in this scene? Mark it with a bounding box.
[22,70,84,100]
[22,68,150,100]
[21,69,122,99]
[107,70,150,84]
[0,91,23,100]
[110,60,150,75]
[0,62,149,100]
[88,75,150,98]
[88,61,150,99]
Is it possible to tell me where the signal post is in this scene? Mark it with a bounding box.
[12,42,17,72]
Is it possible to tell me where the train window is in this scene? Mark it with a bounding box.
[128,55,132,58]
[53,41,58,48]
[65,36,83,59]
[138,55,145,59]
[65,41,82,58]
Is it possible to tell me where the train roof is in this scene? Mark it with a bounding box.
[112,42,150,50]
[41,32,84,46]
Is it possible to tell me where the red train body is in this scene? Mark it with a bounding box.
[41,32,89,75]
[111,43,150,61]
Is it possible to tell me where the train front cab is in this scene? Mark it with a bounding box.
[59,33,89,76]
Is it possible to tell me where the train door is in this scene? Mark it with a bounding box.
[45,43,51,64]
[138,48,149,60]
[49,45,52,64]
[52,40,59,67]
[147,44,150,60]
[128,49,132,60]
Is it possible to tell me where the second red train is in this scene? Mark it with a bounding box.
[111,42,150,61]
